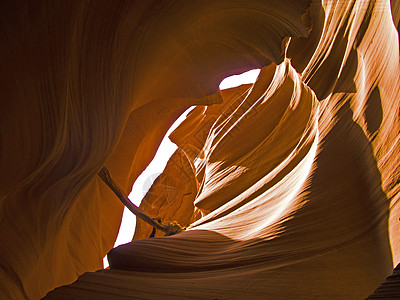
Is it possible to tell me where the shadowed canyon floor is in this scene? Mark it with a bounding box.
[1,0,400,299]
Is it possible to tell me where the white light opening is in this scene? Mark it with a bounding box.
[219,69,260,90]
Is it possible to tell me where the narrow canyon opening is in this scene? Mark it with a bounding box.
[103,68,261,268]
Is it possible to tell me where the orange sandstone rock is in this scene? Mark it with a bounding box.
[1,0,400,299]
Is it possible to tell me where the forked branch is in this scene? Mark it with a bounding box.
[98,166,183,236]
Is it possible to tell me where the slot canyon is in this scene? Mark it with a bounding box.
[1,0,400,298]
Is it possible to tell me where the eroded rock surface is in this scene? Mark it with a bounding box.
[1,0,400,299]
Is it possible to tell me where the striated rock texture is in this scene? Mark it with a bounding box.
[1,0,400,299]
[133,149,199,241]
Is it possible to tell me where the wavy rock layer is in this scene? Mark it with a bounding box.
[1,0,400,299]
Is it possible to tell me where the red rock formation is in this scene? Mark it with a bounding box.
[1,0,400,299]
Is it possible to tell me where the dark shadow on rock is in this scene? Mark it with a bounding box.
[332,47,358,94]
[287,0,326,73]
[365,86,383,136]
[297,100,390,246]
[305,23,350,100]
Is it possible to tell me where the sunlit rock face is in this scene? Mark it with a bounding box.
[1,0,400,299]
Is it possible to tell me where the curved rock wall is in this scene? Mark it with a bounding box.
[1,0,400,299]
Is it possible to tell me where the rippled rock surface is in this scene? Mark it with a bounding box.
[1,0,400,299]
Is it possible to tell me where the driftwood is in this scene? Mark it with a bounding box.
[98,166,183,236]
